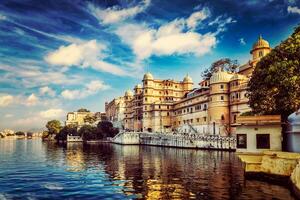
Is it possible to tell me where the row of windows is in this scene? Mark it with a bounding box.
[144,81,179,88]
[174,117,207,126]
[174,104,207,115]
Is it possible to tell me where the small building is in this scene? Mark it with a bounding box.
[67,135,83,142]
[236,115,282,153]
[287,109,300,153]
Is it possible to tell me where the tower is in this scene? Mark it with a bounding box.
[250,35,271,66]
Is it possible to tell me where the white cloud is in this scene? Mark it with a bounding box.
[0,94,14,107]
[239,38,246,45]
[40,86,56,97]
[88,0,150,24]
[288,6,300,15]
[25,93,39,106]
[186,8,210,29]
[61,80,109,100]
[45,40,128,76]
[115,12,217,61]
[40,108,65,119]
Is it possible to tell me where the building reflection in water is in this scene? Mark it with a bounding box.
[40,143,292,199]
[81,144,244,199]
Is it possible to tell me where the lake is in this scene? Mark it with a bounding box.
[0,139,295,199]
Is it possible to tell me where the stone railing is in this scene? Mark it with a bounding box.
[112,131,236,150]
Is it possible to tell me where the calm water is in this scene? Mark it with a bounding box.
[0,139,295,200]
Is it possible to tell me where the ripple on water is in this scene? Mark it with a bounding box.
[43,183,64,190]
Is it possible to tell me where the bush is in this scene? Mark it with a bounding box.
[15,131,25,136]
[97,121,119,138]
[55,125,78,141]
[78,125,98,141]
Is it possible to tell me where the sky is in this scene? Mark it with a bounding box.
[0,0,300,131]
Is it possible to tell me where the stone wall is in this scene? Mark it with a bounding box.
[238,151,300,198]
[112,132,236,150]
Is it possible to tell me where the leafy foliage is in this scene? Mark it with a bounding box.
[97,121,119,138]
[46,120,62,135]
[55,124,78,141]
[240,111,255,116]
[79,125,98,141]
[77,108,90,112]
[202,58,239,79]
[247,26,300,120]
[83,114,98,125]
[15,131,25,136]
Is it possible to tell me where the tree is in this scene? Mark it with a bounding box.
[55,124,78,141]
[83,114,97,125]
[46,120,62,135]
[78,125,98,141]
[201,58,239,80]
[97,121,119,138]
[247,25,300,121]
[77,108,90,112]
[15,131,25,136]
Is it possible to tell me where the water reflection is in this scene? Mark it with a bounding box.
[0,140,295,199]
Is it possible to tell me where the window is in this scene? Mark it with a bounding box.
[167,112,169,116]
[145,106,147,110]
[220,84,224,89]
[256,134,270,149]
[237,134,247,148]
[221,115,225,121]
[259,51,263,57]
[203,117,207,122]
[197,118,200,122]
[233,115,237,123]
[221,96,224,101]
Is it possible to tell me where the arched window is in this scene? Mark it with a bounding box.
[221,115,225,121]
[259,51,263,57]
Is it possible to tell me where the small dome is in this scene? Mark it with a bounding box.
[288,109,300,132]
[210,69,233,84]
[183,74,193,83]
[252,35,270,50]
[143,72,153,80]
[125,90,133,96]
[230,73,247,81]
[288,109,300,124]
[135,84,142,89]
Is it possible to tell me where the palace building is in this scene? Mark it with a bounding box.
[105,35,271,136]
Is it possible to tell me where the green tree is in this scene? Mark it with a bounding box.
[78,125,98,141]
[15,131,25,136]
[55,125,78,141]
[247,26,300,121]
[202,58,239,80]
[46,120,62,135]
[97,121,119,138]
[83,114,97,125]
[77,108,90,112]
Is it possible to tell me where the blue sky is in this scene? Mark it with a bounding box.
[0,0,299,131]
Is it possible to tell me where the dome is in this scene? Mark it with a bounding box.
[143,72,153,80]
[230,73,247,81]
[183,74,193,83]
[125,90,133,96]
[252,35,270,50]
[135,84,142,89]
[288,109,300,124]
[288,109,300,132]
[210,69,233,84]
